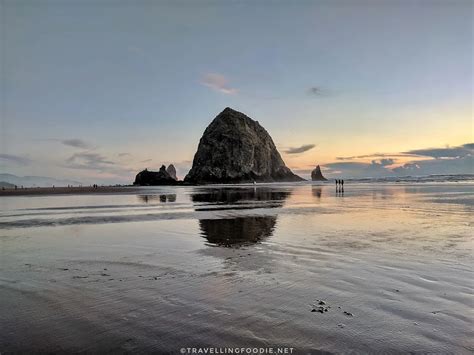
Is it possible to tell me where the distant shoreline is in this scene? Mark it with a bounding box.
[1,176,473,196]
[0,186,140,196]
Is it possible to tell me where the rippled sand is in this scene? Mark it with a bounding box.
[0,183,472,353]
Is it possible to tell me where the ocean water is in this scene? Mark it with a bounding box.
[0,182,473,353]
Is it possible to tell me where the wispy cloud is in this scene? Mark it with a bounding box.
[61,141,138,180]
[38,138,92,149]
[201,73,238,95]
[61,139,90,149]
[403,143,473,159]
[307,86,330,97]
[64,152,137,182]
[337,153,412,160]
[140,158,152,163]
[65,153,114,170]
[323,160,407,178]
[0,153,31,166]
[324,142,474,178]
[285,144,316,154]
[392,156,473,175]
[337,143,474,161]
[372,158,396,166]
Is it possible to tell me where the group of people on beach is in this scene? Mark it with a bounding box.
[335,179,344,191]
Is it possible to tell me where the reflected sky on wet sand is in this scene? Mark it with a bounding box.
[0,183,473,353]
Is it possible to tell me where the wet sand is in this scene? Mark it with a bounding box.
[0,183,473,353]
[0,186,138,196]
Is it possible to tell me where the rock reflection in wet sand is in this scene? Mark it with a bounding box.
[191,187,291,204]
[312,187,322,199]
[192,187,290,247]
[137,194,176,203]
[198,216,277,247]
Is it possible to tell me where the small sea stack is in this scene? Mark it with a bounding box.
[134,165,179,185]
[166,164,178,181]
[311,165,327,181]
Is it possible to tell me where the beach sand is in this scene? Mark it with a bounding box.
[0,183,472,353]
[0,186,138,196]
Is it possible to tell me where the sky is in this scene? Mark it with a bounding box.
[1,0,472,184]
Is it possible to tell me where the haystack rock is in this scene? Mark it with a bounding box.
[134,165,178,185]
[166,164,178,181]
[184,107,304,184]
[311,165,327,181]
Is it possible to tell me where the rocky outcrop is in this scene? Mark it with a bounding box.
[184,107,304,184]
[311,165,327,181]
[134,165,178,185]
[166,164,178,181]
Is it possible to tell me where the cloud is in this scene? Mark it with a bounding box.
[323,143,474,178]
[372,158,396,166]
[64,152,137,183]
[61,139,90,149]
[201,73,238,95]
[392,156,474,175]
[403,143,473,159]
[392,162,420,173]
[0,153,31,166]
[284,144,316,154]
[335,143,473,161]
[337,153,411,160]
[307,86,329,97]
[323,161,392,178]
[65,153,115,170]
[36,138,92,149]
[118,153,130,157]
[140,159,152,163]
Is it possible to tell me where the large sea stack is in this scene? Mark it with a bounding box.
[184,108,304,184]
[311,165,327,181]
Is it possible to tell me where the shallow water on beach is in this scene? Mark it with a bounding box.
[1,182,473,353]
